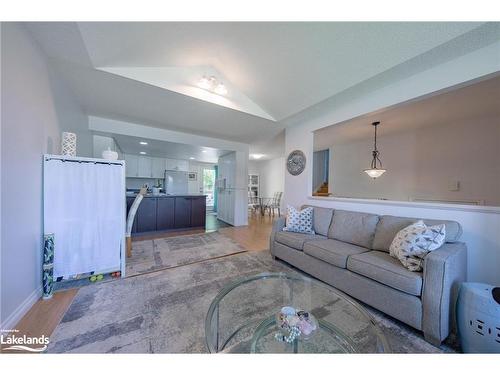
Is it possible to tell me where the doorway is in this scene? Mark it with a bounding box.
[203,168,216,211]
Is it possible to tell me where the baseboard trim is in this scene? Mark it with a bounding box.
[1,287,42,331]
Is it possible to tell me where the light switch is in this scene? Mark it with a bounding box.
[448,180,460,191]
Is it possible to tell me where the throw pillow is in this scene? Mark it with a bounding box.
[283,206,315,234]
[389,220,446,272]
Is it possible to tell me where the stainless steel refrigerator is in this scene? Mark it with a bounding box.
[164,170,189,194]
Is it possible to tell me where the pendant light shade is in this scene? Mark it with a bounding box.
[363,121,386,179]
[364,168,386,178]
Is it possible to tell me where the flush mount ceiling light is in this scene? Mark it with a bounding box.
[189,157,195,160]
[139,141,148,145]
[140,151,147,155]
[198,75,227,96]
[250,154,265,160]
[214,83,227,95]
[363,121,387,179]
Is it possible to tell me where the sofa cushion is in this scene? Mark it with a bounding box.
[304,239,369,268]
[373,215,462,252]
[328,210,379,248]
[302,206,334,237]
[389,220,446,272]
[275,231,324,251]
[347,251,423,296]
[283,206,315,234]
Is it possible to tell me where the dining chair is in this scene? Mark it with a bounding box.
[268,191,283,217]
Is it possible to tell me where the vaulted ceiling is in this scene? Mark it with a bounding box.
[25,22,491,146]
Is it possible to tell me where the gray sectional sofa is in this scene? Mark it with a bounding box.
[270,206,467,345]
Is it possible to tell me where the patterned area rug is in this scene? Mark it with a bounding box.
[126,232,247,277]
[47,251,458,353]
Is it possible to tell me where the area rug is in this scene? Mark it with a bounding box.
[47,251,458,353]
[126,231,247,277]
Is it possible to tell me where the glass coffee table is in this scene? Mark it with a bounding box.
[205,273,390,353]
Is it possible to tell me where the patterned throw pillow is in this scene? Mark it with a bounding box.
[389,220,446,272]
[283,206,315,234]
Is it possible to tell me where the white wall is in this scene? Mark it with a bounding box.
[93,135,122,159]
[0,23,88,329]
[327,116,500,205]
[284,41,500,285]
[125,178,157,190]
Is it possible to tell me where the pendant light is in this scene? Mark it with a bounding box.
[363,121,386,179]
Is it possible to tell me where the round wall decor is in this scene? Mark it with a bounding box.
[286,150,306,176]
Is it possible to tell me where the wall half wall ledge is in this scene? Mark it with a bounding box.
[308,196,500,215]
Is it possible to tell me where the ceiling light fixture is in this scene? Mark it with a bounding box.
[363,121,386,179]
[198,76,214,90]
[197,75,227,96]
[139,141,148,145]
[140,151,147,155]
[250,154,265,160]
[189,157,195,160]
[214,83,227,95]
[202,150,207,153]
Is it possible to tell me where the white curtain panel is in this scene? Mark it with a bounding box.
[44,159,123,278]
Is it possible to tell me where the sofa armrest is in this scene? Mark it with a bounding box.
[422,242,467,345]
[269,217,286,255]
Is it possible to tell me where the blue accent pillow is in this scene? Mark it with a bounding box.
[283,206,315,234]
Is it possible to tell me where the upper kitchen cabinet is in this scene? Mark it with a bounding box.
[124,154,139,177]
[151,157,165,178]
[166,158,188,172]
[124,154,155,178]
[124,154,190,178]
[137,156,152,178]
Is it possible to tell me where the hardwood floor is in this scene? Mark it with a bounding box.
[5,212,279,350]
[219,212,275,251]
[1,289,78,353]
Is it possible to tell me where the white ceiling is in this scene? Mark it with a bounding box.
[99,66,275,120]
[111,134,229,163]
[76,22,482,120]
[314,74,500,150]
[24,22,489,148]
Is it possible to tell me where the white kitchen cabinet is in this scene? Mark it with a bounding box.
[216,151,248,226]
[166,158,189,171]
[151,157,165,178]
[137,156,152,178]
[124,154,139,177]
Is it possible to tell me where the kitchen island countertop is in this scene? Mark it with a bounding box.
[126,193,207,198]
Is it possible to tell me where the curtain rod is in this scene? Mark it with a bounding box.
[44,155,123,166]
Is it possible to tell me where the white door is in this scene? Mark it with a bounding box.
[217,190,226,222]
[227,189,235,224]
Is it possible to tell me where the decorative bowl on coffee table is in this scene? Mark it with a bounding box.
[205,272,390,353]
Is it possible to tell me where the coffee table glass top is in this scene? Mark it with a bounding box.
[205,273,390,353]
